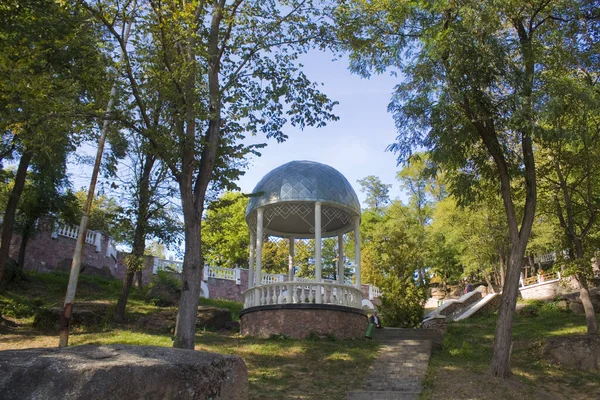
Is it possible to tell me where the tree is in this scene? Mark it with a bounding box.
[202,192,249,269]
[361,201,429,327]
[336,0,595,377]
[536,59,600,334]
[113,141,182,323]
[87,0,338,349]
[357,175,391,212]
[0,0,109,284]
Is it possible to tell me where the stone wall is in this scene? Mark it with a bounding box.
[519,279,575,301]
[9,221,118,274]
[112,254,154,286]
[208,269,248,302]
[240,304,367,339]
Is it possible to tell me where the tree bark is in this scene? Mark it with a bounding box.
[0,149,32,285]
[173,187,203,349]
[498,251,506,289]
[114,153,154,323]
[17,225,32,272]
[576,273,598,335]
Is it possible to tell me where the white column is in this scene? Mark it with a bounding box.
[255,208,264,306]
[354,216,361,289]
[337,233,344,284]
[314,202,322,303]
[248,232,255,288]
[288,237,295,281]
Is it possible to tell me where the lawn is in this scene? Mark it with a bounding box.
[0,272,378,400]
[2,272,599,399]
[422,302,600,400]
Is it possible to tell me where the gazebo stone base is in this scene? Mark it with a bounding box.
[240,304,368,339]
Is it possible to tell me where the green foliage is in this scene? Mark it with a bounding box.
[154,270,182,291]
[203,192,250,268]
[378,275,429,328]
[357,175,391,212]
[198,297,243,322]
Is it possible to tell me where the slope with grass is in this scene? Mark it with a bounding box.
[422,301,600,399]
[0,272,379,400]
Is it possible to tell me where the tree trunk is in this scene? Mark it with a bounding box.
[114,153,154,323]
[0,149,32,285]
[114,271,135,323]
[173,188,203,349]
[498,251,506,289]
[573,241,598,335]
[576,274,598,335]
[17,224,32,272]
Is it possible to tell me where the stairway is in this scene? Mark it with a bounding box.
[346,329,442,400]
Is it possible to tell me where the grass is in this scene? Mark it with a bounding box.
[0,271,379,400]
[422,301,600,400]
[3,272,598,399]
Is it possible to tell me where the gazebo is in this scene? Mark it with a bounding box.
[240,160,368,339]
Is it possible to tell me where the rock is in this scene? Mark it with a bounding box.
[430,287,445,299]
[81,266,115,280]
[556,300,568,311]
[137,310,177,333]
[569,301,585,314]
[197,307,233,331]
[0,345,248,399]
[146,282,181,307]
[137,307,233,333]
[543,335,600,370]
[0,258,19,284]
[223,321,240,332]
[517,305,538,317]
[33,302,108,331]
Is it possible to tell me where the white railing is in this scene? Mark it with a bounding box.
[154,258,184,274]
[261,273,285,284]
[54,223,102,252]
[243,282,363,309]
[206,265,236,280]
[369,285,381,299]
[534,252,557,264]
[520,271,561,287]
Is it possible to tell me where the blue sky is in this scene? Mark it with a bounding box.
[236,50,407,206]
[68,51,407,207]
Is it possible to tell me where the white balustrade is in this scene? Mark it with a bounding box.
[261,273,285,284]
[55,223,102,251]
[207,266,236,280]
[156,259,184,273]
[243,282,363,309]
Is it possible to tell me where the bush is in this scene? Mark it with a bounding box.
[378,276,429,328]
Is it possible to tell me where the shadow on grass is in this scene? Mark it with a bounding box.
[193,332,379,400]
[422,306,600,400]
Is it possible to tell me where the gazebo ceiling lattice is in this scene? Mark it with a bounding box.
[245,160,360,238]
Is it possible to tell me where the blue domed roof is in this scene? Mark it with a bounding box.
[246,161,360,217]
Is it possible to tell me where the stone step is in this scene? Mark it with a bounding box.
[347,391,420,400]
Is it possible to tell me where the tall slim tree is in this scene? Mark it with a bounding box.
[336,0,595,376]
[86,0,338,348]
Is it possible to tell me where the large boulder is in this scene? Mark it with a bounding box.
[197,307,233,331]
[137,307,233,333]
[543,335,600,370]
[145,282,181,307]
[33,302,108,331]
[0,345,248,399]
[81,265,115,280]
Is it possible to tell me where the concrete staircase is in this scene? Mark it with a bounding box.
[346,329,442,400]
